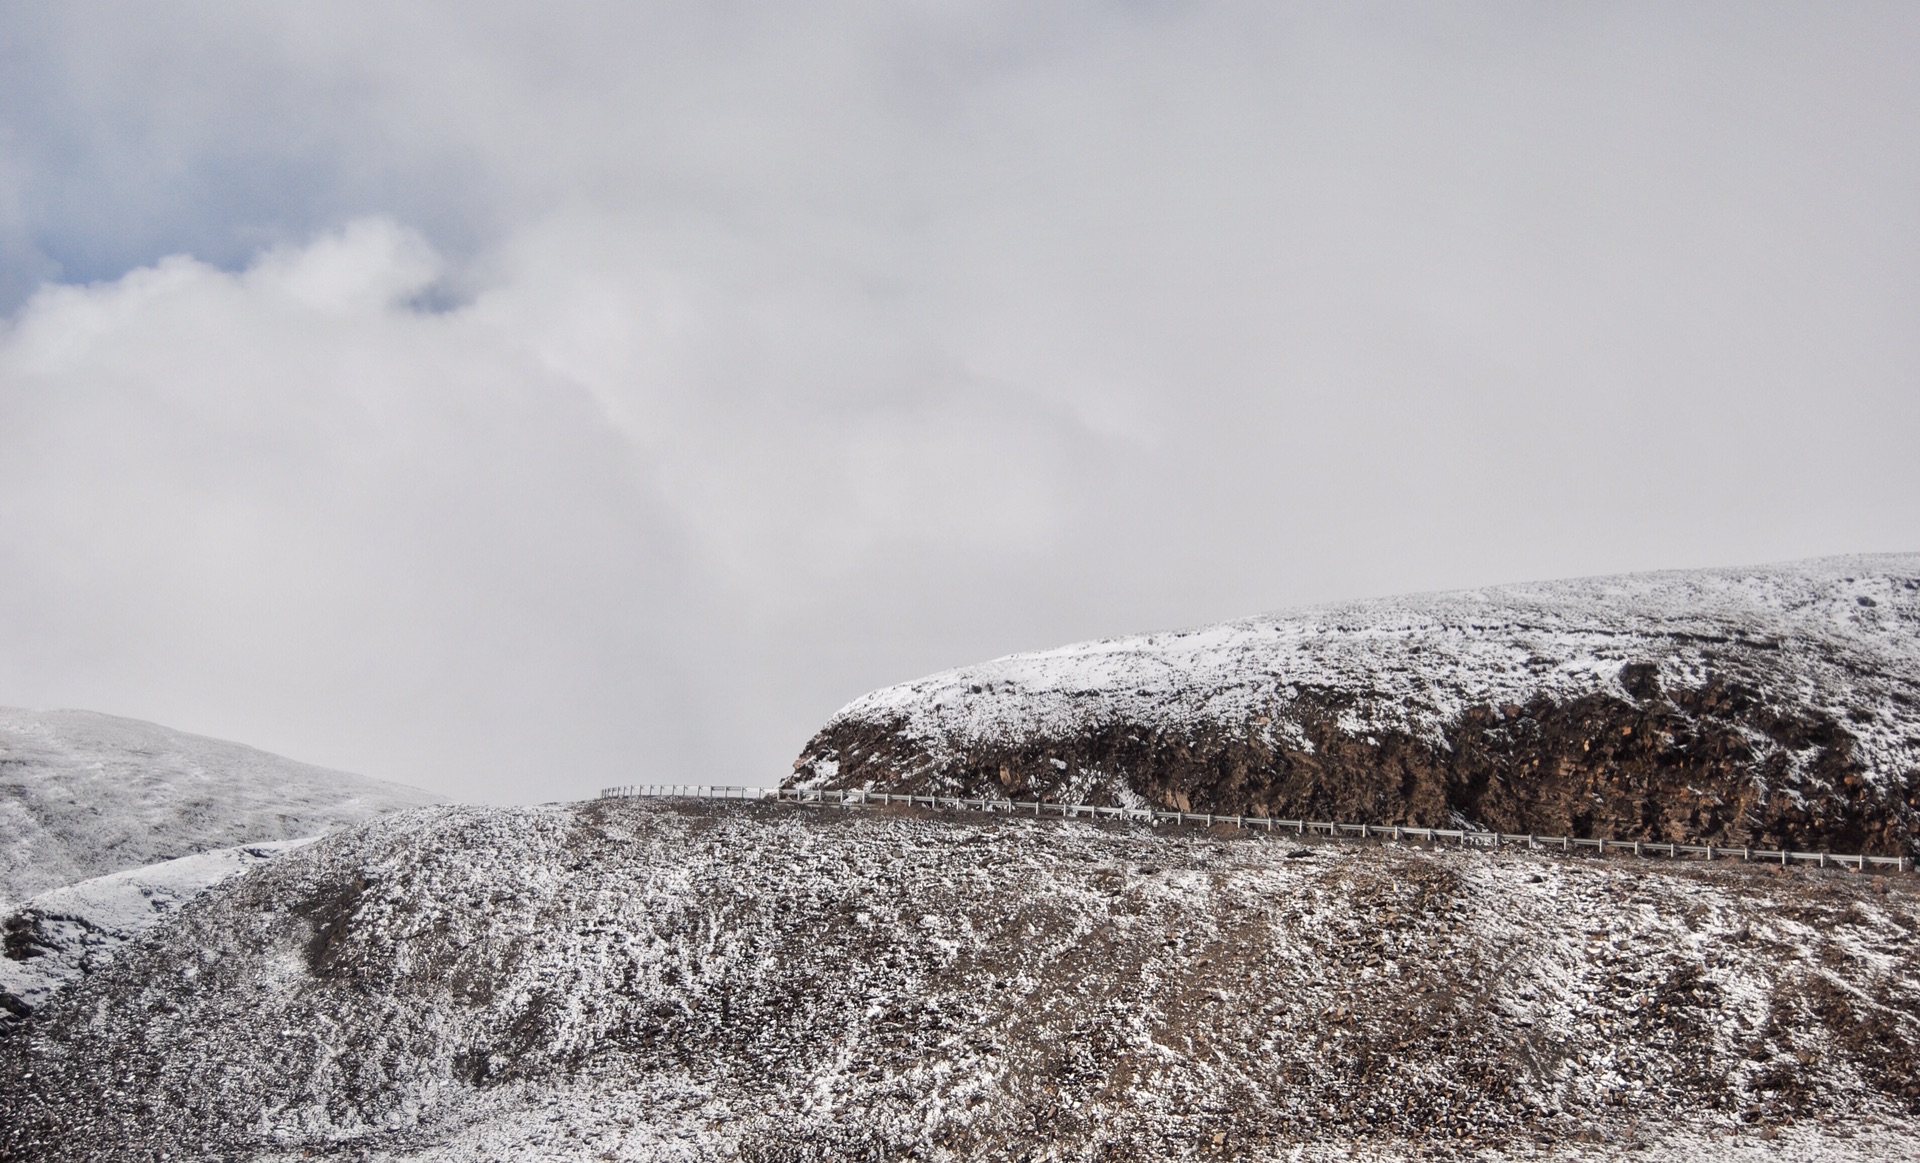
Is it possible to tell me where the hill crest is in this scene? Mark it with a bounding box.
[0,707,441,904]
[792,554,1920,855]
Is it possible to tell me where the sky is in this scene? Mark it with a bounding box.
[0,2,1915,803]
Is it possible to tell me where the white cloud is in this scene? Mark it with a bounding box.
[0,214,1101,797]
[0,3,1916,799]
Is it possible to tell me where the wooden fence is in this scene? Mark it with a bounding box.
[596,784,1914,874]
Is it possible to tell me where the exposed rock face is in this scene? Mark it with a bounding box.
[2,800,1916,1160]
[792,555,1920,856]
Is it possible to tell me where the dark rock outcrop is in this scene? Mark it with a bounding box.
[793,555,1920,855]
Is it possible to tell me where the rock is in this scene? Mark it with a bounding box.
[792,554,1920,856]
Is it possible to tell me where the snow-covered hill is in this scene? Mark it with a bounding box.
[793,554,1920,856]
[0,708,442,906]
[1,799,1914,1161]
[0,839,313,1027]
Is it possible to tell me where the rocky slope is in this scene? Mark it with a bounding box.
[792,555,1920,857]
[1,798,1916,1161]
[0,839,313,1029]
[0,707,441,907]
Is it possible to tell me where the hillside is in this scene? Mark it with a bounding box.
[1,839,312,1028]
[0,799,1914,1161]
[793,554,1920,856]
[0,708,442,906]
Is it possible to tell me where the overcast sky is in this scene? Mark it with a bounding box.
[1,2,1915,802]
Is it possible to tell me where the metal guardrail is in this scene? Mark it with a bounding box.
[596,785,1914,874]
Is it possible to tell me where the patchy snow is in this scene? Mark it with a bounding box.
[0,707,442,907]
[0,839,315,1024]
[800,553,1920,795]
[4,800,1915,1160]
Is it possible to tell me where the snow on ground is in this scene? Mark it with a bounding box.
[0,839,315,1025]
[0,707,442,906]
[5,799,1915,1161]
[800,554,1920,795]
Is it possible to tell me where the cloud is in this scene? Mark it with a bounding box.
[0,3,1916,799]
[0,223,664,786]
[0,213,1101,797]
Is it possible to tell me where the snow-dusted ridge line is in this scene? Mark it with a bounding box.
[0,706,443,905]
[820,552,1920,772]
[598,785,1916,873]
[791,553,1920,853]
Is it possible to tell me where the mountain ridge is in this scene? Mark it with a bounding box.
[791,554,1920,855]
[0,707,442,905]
